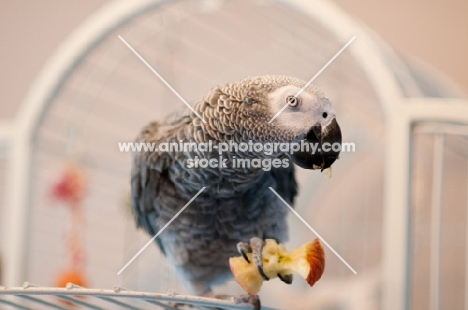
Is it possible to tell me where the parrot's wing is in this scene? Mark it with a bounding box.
[130,121,174,253]
[131,150,161,235]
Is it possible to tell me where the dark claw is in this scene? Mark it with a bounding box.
[257,265,270,281]
[278,273,293,284]
[236,242,251,263]
[251,295,261,310]
[241,252,250,263]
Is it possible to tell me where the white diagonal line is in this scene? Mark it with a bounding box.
[268,36,356,124]
[118,35,207,124]
[117,187,206,275]
[268,187,357,274]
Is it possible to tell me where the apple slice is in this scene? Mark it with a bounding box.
[229,239,325,295]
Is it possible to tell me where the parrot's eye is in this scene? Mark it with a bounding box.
[286,96,299,107]
[322,112,328,118]
[244,97,254,105]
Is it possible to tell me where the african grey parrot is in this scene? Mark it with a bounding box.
[131,75,341,301]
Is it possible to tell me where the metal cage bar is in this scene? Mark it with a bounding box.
[0,283,265,310]
[465,159,468,310]
[430,134,444,310]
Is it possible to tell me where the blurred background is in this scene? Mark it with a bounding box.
[0,0,467,309]
[1,0,467,116]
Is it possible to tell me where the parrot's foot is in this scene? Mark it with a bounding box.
[236,237,293,285]
[214,294,260,310]
[180,293,259,310]
[237,237,269,280]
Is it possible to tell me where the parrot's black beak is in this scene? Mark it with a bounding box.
[290,118,342,170]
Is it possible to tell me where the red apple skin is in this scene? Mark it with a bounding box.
[305,239,325,286]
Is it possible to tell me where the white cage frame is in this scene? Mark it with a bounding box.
[1,0,467,309]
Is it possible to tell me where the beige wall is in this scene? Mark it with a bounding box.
[0,1,109,119]
[0,0,467,120]
[333,0,468,93]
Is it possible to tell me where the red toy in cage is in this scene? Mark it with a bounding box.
[49,163,88,288]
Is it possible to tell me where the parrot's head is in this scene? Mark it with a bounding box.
[199,75,342,171]
[264,78,342,171]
